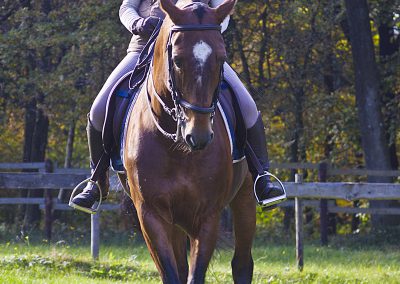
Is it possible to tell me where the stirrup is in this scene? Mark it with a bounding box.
[254,171,287,206]
[69,178,103,215]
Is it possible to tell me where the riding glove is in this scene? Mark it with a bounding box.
[131,16,160,37]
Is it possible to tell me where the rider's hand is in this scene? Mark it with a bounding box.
[131,16,160,37]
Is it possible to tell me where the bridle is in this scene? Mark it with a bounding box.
[146,22,224,142]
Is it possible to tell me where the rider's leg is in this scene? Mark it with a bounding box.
[70,52,139,212]
[70,116,110,213]
[223,63,286,207]
[90,52,140,131]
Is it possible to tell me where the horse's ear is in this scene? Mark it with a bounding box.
[159,0,185,23]
[213,0,236,24]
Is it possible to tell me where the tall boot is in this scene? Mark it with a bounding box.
[70,117,109,214]
[246,113,286,207]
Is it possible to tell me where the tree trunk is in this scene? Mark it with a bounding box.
[230,18,251,85]
[344,0,396,228]
[22,99,36,163]
[31,102,49,162]
[22,102,49,233]
[64,120,75,168]
[283,87,307,232]
[21,0,53,233]
[18,99,37,223]
[57,120,75,205]
[377,4,400,221]
[223,24,234,63]
[257,6,268,93]
[378,13,399,170]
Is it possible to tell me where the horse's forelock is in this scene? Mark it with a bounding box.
[168,0,217,25]
[175,0,208,8]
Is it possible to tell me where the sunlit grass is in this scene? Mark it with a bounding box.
[0,235,399,283]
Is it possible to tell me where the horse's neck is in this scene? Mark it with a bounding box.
[152,26,170,98]
[143,25,180,135]
[149,68,172,113]
[150,44,175,115]
[139,68,177,138]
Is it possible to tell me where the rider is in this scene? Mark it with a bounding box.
[70,0,286,213]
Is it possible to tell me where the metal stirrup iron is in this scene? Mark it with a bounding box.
[69,178,103,215]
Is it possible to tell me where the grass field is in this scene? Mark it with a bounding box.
[0,232,399,284]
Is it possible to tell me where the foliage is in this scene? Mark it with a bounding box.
[0,0,398,168]
[0,0,128,165]
[226,0,399,176]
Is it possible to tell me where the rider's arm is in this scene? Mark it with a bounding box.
[119,0,142,33]
[210,0,231,33]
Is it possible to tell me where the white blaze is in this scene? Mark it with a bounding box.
[193,40,212,67]
[193,41,212,84]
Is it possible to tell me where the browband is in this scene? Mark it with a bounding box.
[171,24,221,32]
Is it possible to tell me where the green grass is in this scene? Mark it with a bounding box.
[0,236,399,283]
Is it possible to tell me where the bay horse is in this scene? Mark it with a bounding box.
[123,0,256,282]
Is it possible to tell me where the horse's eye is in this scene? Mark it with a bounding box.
[219,55,227,64]
[173,57,183,69]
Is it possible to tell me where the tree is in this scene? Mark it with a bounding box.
[345,0,398,228]
[374,0,400,170]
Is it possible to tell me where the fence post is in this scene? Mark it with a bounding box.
[44,159,54,242]
[91,212,100,260]
[295,173,303,272]
[318,162,328,246]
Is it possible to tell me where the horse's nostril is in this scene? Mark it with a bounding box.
[186,134,196,148]
[185,133,213,150]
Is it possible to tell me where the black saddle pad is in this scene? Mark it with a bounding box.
[102,25,159,172]
[107,71,142,172]
[218,80,246,161]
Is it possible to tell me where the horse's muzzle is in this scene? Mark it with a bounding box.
[185,131,214,151]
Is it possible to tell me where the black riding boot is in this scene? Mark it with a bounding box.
[70,117,109,214]
[246,113,286,207]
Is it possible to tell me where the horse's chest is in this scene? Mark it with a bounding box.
[125,108,232,205]
[137,150,223,188]
[133,142,228,196]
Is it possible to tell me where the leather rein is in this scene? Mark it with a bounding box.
[146,23,224,142]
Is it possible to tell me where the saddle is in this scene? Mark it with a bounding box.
[101,22,161,173]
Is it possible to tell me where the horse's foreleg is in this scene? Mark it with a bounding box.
[230,175,256,284]
[171,227,189,283]
[138,207,181,284]
[187,216,220,284]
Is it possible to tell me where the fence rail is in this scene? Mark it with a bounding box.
[2,173,399,200]
[3,161,400,176]
[0,172,89,189]
[1,161,400,265]
[0,162,47,171]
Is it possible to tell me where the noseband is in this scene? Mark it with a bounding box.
[147,23,224,142]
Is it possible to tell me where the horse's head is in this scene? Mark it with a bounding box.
[154,0,236,151]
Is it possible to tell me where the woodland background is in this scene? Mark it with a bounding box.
[0,0,399,236]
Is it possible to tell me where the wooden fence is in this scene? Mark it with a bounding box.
[1,161,400,266]
[0,161,119,258]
